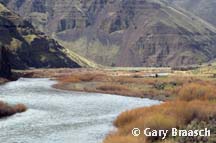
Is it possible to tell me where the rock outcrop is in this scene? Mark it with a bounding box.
[2,0,216,67]
[0,3,81,69]
[0,43,11,78]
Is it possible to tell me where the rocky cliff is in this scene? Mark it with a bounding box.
[0,3,81,69]
[2,0,216,67]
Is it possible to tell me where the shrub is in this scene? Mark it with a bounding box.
[13,104,27,113]
[108,100,216,143]
[0,101,27,118]
[96,84,128,92]
[144,113,177,131]
[95,83,141,97]
[58,73,106,83]
[114,107,152,128]
[142,113,177,141]
[58,75,81,83]
[154,83,165,90]
[79,74,96,82]
[178,119,215,143]
[162,139,177,143]
[177,83,216,101]
[104,135,145,143]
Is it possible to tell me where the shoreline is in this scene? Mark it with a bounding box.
[13,68,175,101]
[52,82,168,101]
[11,67,215,102]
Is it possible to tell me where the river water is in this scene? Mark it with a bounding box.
[0,78,160,143]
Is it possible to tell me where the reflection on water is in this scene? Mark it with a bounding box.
[0,78,160,143]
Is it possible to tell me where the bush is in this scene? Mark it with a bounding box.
[0,101,27,118]
[172,66,199,71]
[178,119,215,143]
[79,74,96,82]
[58,73,106,83]
[107,100,216,143]
[142,113,177,140]
[13,104,27,113]
[96,84,128,92]
[104,135,144,143]
[177,83,216,101]
[58,75,81,83]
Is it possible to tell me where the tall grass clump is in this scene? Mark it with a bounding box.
[177,83,216,101]
[104,135,145,143]
[105,100,216,143]
[59,73,106,83]
[96,84,128,92]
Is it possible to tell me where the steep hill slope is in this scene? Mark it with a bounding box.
[2,0,216,67]
[0,3,81,69]
[164,0,216,27]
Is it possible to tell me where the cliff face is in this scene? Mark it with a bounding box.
[0,43,11,78]
[3,0,216,67]
[0,3,81,69]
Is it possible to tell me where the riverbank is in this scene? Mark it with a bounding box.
[13,67,216,102]
[14,68,173,101]
[52,68,216,101]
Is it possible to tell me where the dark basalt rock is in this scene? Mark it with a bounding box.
[0,3,81,70]
[0,43,11,78]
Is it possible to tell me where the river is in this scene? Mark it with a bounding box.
[0,78,160,143]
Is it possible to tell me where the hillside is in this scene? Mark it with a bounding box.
[0,3,81,69]
[2,0,216,67]
[165,0,216,27]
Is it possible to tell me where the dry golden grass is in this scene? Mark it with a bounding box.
[96,84,129,92]
[58,73,106,83]
[103,76,216,143]
[176,82,216,101]
[56,70,211,100]
[104,135,145,143]
[161,139,177,143]
[112,76,196,86]
[95,83,143,97]
[0,101,27,118]
[59,75,81,83]
[106,100,216,143]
